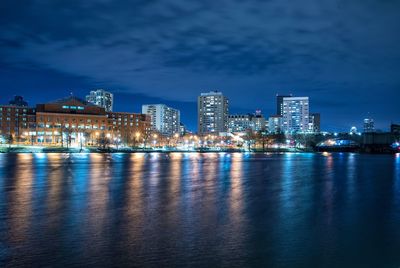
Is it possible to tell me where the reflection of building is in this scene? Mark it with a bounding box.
[282,96,310,133]
[1,96,150,145]
[142,104,180,136]
[86,89,114,112]
[268,115,282,134]
[198,91,229,135]
[363,118,375,133]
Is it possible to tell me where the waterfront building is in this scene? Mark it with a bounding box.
[228,110,267,133]
[1,96,150,146]
[281,96,310,133]
[228,114,253,133]
[142,104,180,136]
[0,105,35,142]
[363,118,375,133]
[86,89,114,112]
[253,110,267,132]
[198,91,229,135]
[268,115,283,134]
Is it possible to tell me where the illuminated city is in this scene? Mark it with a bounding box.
[0,1,399,267]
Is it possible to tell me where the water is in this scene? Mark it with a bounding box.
[0,152,399,267]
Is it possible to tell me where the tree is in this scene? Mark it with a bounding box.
[243,129,257,151]
[5,134,14,148]
[97,132,110,150]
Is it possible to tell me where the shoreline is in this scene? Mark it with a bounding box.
[1,146,398,154]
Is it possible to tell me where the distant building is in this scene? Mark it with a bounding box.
[179,122,186,136]
[228,110,267,133]
[253,110,267,132]
[309,113,321,133]
[276,94,292,116]
[198,91,229,135]
[142,104,180,136]
[268,115,283,134]
[9,96,28,107]
[281,96,310,133]
[391,124,400,134]
[363,118,375,133]
[228,114,253,133]
[86,89,113,112]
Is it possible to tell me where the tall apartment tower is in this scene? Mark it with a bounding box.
[86,89,113,112]
[142,104,180,136]
[281,96,310,133]
[198,91,229,135]
[276,94,293,116]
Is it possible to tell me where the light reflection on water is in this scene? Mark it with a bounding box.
[0,153,400,267]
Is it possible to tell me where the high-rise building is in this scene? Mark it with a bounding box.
[281,96,310,133]
[363,118,375,133]
[268,115,282,134]
[142,104,180,136]
[198,91,229,135]
[86,89,113,112]
[309,113,321,133]
[276,94,292,116]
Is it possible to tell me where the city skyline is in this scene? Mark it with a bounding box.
[1,1,399,132]
[0,90,393,133]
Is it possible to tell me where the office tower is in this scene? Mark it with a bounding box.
[86,89,113,112]
[281,96,310,133]
[268,115,283,134]
[276,94,292,116]
[363,118,375,133]
[142,104,180,136]
[198,91,229,135]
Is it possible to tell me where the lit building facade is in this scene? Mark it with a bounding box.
[142,104,180,136]
[1,96,150,146]
[268,115,283,134]
[363,118,375,133]
[228,111,267,133]
[228,114,253,133]
[86,89,114,112]
[281,96,310,133]
[198,91,229,135]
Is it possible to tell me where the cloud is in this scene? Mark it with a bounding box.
[0,0,399,129]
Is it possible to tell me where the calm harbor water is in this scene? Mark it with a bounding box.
[0,152,399,267]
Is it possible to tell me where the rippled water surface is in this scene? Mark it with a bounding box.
[1,152,400,267]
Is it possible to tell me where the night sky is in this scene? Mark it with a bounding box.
[1,0,399,132]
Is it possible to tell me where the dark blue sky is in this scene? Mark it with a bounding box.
[1,0,399,132]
